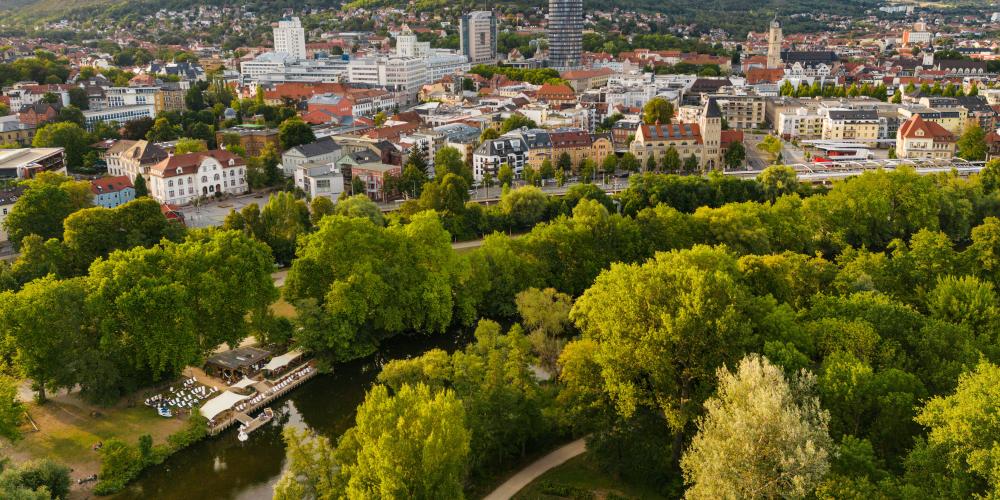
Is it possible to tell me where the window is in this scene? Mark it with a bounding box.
[214,174,220,181]
[169,190,174,197]
[168,180,174,187]
[202,176,207,182]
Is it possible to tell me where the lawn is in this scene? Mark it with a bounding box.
[3,394,186,479]
[270,295,297,319]
[515,452,667,500]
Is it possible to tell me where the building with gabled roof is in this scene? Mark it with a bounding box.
[896,114,957,159]
[90,175,135,208]
[148,150,248,205]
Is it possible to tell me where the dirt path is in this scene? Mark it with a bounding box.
[482,438,587,500]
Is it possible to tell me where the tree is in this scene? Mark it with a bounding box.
[0,459,71,499]
[145,117,180,142]
[683,153,700,174]
[620,152,640,172]
[601,153,618,178]
[914,361,1000,495]
[274,384,469,499]
[3,175,92,248]
[539,158,554,180]
[32,122,92,169]
[643,97,674,124]
[891,89,903,104]
[56,105,85,127]
[350,176,365,197]
[0,375,24,441]
[957,123,988,161]
[184,86,205,111]
[500,114,537,133]
[309,196,335,226]
[433,147,472,184]
[570,245,761,465]
[557,152,573,173]
[724,141,746,169]
[661,146,681,173]
[758,165,799,202]
[68,87,88,110]
[757,135,784,164]
[498,163,514,188]
[500,186,548,230]
[517,287,573,373]
[174,138,207,154]
[278,118,315,151]
[0,276,87,402]
[480,128,500,141]
[259,192,311,265]
[122,116,154,140]
[682,355,832,499]
[133,174,149,198]
[373,111,387,127]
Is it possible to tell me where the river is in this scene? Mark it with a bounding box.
[113,331,470,500]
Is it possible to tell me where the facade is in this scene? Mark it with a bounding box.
[281,137,343,177]
[90,175,135,208]
[294,161,345,201]
[628,100,723,171]
[148,150,249,205]
[155,84,187,114]
[822,109,880,146]
[896,114,957,159]
[561,68,614,93]
[82,105,156,131]
[0,186,25,243]
[778,107,824,139]
[347,56,429,103]
[274,17,307,60]
[0,117,36,146]
[351,162,401,202]
[549,128,594,171]
[460,11,498,65]
[395,26,431,58]
[473,135,529,182]
[103,87,158,108]
[547,0,583,70]
[112,140,169,183]
[767,18,783,69]
[711,95,768,130]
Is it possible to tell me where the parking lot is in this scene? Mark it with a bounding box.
[177,193,274,228]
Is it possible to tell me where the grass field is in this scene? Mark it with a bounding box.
[270,295,297,319]
[515,452,668,500]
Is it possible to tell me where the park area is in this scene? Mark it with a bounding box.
[515,452,667,500]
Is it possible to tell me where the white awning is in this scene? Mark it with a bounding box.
[200,391,249,420]
[231,377,257,389]
[263,350,303,371]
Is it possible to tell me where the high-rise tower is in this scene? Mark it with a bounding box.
[767,17,783,69]
[274,17,307,60]
[547,0,583,70]
[460,11,498,65]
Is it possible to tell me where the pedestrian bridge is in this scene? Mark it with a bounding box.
[725,158,988,182]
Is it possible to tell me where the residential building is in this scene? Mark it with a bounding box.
[114,140,169,183]
[896,114,957,159]
[155,83,187,114]
[17,102,60,127]
[460,11,498,65]
[536,83,577,106]
[351,162,401,201]
[561,68,614,93]
[90,175,135,208]
[0,186,25,243]
[216,125,280,157]
[148,150,249,205]
[281,137,343,177]
[778,107,824,140]
[710,94,768,130]
[0,148,66,179]
[294,161,345,201]
[0,116,35,146]
[547,0,583,70]
[274,17,307,60]
[822,109,879,146]
[103,87,158,108]
[473,134,529,182]
[549,128,594,171]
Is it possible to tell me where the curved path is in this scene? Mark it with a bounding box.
[483,438,587,500]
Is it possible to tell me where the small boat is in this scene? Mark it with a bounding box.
[157,406,173,418]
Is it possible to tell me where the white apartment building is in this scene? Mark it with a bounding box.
[294,161,344,201]
[396,26,431,58]
[103,87,159,108]
[274,17,307,60]
[472,135,528,182]
[281,137,343,177]
[148,150,248,205]
[426,51,471,82]
[778,107,824,139]
[347,56,429,102]
[82,105,156,131]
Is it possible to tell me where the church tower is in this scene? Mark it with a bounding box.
[700,98,723,171]
[767,17,783,69]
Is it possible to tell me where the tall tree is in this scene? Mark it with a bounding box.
[32,121,92,169]
[957,123,988,161]
[643,97,674,124]
[3,174,92,248]
[278,118,316,151]
[681,354,832,499]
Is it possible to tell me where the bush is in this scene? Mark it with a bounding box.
[94,439,143,494]
[0,458,71,499]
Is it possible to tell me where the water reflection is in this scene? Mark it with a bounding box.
[114,332,468,500]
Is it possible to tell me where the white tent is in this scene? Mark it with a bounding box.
[231,377,257,390]
[200,391,249,420]
[263,349,303,372]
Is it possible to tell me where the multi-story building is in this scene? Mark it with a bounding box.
[473,135,529,182]
[274,17,307,60]
[460,11,498,65]
[351,162,401,201]
[104,87,158,108]
[90,176,135,209]
[294,161,344,201]
[111,140,169,183]
[547,0,583,70]
[629,99,724,171]
[778,107,824,140]
[822,109,879,146]
[549,128,594,171]
[155,83,187,114]
[0,116,36,146]
[710,94,768,130]
[395,25,431,58]
[281,137,343,177]
[82,105,156,131]
[347,56,429,103]
[897,114,956,159]
[148,150,249,205]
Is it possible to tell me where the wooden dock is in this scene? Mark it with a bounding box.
[207,361,318,436]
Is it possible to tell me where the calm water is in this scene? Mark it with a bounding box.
[113,331,470,500]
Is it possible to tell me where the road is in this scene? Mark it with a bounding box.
[482,438,587,500]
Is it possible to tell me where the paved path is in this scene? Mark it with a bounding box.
[483,438,587,500]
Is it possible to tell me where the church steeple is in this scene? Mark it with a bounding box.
[767,16,783,69]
